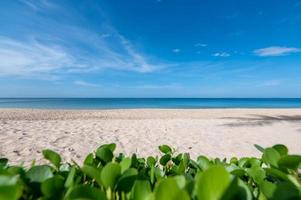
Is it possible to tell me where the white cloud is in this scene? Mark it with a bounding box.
[254,46,301,57]
[194,43,207,47]
[172,48,181,53]
[0,31,166,78]
[212,52,230,57]
[73,80,100,87]
[0,37,75,78]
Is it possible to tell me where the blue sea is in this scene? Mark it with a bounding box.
[0,98,301,109]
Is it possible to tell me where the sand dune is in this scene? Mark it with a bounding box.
[1,108,301,165]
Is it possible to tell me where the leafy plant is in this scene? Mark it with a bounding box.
[0,143,300,200]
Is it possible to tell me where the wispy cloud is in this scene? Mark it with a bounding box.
[73,80,101,87]
[194,43,207,47]
[0,28,166,78]
[19,0,56,11]
[261,80,281,87]
[254,46,301,57]
[172,48,181,53]
[0,37,75,79]
[212,52,230,57]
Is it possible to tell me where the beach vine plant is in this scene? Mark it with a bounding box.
[0,143,301,200]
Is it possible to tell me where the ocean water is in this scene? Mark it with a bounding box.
[0,98,301,109]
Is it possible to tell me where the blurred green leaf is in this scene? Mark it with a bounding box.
[100,162,121,189]
[82,165,102,186]
[131,180,152,200]
[278,155,301,171]
[0,175,22,200]
[26,165,53,183]
[42,149,61,169]
[195,166,231,200]
[272,144,288,156]
[254,144,265,153]
[65,166,76,188]
[120,157,132,173]
[197,155,211,170]
[221,177,252,200]
[41,175,64,198]
[67,185,107,200]
[259,180,277,199]
[155,177,190,200]
[0,158,8,169]
[246,166,266,184]
[96,146,113,164]
[262,148,281,167]
[116,168,138,192]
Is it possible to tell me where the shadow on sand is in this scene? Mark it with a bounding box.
[221,115,301,127]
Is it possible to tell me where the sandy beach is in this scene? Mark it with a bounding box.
[1,108,301,165]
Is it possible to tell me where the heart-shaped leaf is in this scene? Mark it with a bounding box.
[262,148,281,167]
[96,147,113,164]
[100,162,121,189]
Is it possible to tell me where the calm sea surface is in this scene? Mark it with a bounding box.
[0,98,301,109]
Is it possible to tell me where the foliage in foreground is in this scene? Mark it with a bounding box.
[0,143,301,200]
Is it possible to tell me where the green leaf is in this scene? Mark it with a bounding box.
[155,177,190,200]
[42,149,61,169]
[26,165,53,183]
[197,155,211,171]
[259,180,277,199]
[159,154,171,166]
[0,158,8,168]
[65,166,76,188]
[96,146,113,164]
[120,157,132,173]
[100,162,121,189]
[131,180,152,200]
[195,166,231,200]
[262,147,281,167]
[246,166,266,184]
[116,168,138,192]
[84,153,94,165]
[158,145,172,154]
[272,182,300,200]
[0,175,22,200]
[254,144,265,153]
[82,165,102,186]
[272,144,288,156]
[67,185,107,200]
[221,177,252,200]
[41,175,64,198]
[147,156,156,167]
[278,155,301,171]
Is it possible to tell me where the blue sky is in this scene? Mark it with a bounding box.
[0,0,301,97]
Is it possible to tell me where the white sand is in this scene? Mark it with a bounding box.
[0,109,301,165]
